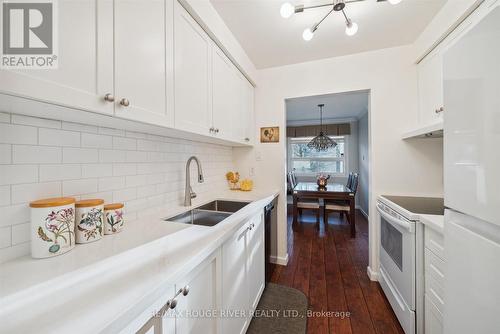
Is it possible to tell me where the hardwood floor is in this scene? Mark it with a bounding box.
[270,206,404,334]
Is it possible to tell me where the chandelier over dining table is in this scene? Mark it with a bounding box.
[307,104,337,152]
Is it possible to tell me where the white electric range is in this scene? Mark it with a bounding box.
[377,195,444,334]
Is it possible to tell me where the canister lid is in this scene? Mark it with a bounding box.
[104,203,124,210]
[30,197,76,208]
[75,199,104,207]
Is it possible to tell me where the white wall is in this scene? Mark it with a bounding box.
[0,112,233,263]
[358,113,369,216]
[234,45,444,273]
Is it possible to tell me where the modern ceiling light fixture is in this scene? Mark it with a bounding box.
[307,104,337,152]
[280,0,402,40]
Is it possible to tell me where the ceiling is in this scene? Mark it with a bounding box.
[210,0,446,69]
[286,90,369,125]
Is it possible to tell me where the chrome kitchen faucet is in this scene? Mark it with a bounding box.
[184,156,204,206]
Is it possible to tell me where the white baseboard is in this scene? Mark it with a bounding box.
[356,205,369,219]
[367,266,379,281]
[270,254,289,266]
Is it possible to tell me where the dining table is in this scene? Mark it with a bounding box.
[292,182,356,237]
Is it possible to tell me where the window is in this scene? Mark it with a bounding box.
[288,136,346,175]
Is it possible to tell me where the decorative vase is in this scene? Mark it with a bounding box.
[316,174,331,188]
[104,203,124,235]
[75,199,104,244]
[29,197,76,259]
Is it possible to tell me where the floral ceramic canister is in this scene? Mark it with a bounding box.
[29,197,76,259]
[75,199,104,244]
[104,203,124,235]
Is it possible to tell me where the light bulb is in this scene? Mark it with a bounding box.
[302,28,314,41]
[388,0,402,4]
[280,2,294,18]
[345,20,358,36]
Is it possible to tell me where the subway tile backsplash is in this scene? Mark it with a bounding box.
[0,112,233,263]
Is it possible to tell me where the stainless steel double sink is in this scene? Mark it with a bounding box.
[164,200,250,227]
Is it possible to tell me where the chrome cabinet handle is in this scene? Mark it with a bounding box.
[215,128,219,134]
[244,137,250,142]
[435,107,444,114]
[182,285,189,296]
[104,93,114,102]
[209,127,214,134]
[119,98,130,107]
[169,298,178,309]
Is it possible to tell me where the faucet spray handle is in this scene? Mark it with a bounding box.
[198,174,204,183]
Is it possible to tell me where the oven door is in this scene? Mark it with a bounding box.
[377,203,416,333]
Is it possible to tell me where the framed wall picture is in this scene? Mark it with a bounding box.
[260,127,279,143]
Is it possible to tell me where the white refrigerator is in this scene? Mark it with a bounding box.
[443,3,500,334]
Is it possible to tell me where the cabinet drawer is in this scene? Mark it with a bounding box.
[425,249,445,312]
[425,227,445,261]
[425,294,443,334]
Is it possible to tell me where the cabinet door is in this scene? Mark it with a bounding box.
[175,252,219,334]
[114,0,172,127]
[247,213,265,310]
[222,222,250,334]
[212,47,240,141]
[174,2,212,135]
[243,79,255,144]
[417,48,444,126]
[0,0,113,114]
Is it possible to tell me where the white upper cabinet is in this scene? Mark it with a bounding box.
[417,47,444,127]
[243,78,255,144]
[114,0,173,127]
[0,0,255,146]
[174,2,212,136]
[212,47,239,141]
[212,47,255,144]
[0,0,114,115]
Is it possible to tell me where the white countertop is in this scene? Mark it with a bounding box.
[419,214,444,234]
[0,189,278,333]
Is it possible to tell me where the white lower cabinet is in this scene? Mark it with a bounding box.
[134,211,265,334]
[247,214,265,310]
[423,226,445,334]
[221,222,250,334]
[425,295,443,334]
[172,251,220,334]
[222,213,265,334]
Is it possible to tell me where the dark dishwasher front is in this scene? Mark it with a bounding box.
[264,198,277,284]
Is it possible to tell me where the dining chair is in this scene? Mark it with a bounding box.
[287,172,294,194]
[323,173,359,230]
[289,173,321,226]
[346,172,354,190]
